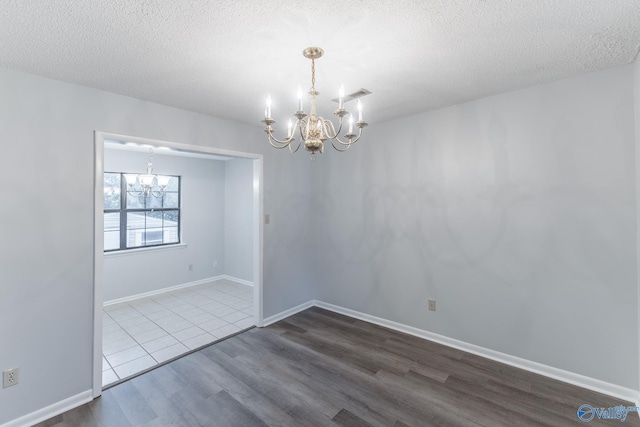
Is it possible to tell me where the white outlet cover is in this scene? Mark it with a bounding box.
[3,368,19,388]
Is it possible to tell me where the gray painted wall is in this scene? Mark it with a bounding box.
[103,149,226,301]
[224,158,254,282]
[0,67,314,425]
[313,64,639,389]
[2,58,639,425]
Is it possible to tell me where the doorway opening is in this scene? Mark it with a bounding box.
[93,132,263,396]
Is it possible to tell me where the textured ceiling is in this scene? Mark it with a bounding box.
[1,1,639,126]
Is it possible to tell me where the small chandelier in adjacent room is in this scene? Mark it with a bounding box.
[262,47,369,159]
[124,149,170,198]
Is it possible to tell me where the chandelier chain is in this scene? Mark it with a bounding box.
[311,58,316,91]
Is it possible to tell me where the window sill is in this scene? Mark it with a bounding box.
[104,243,187,258]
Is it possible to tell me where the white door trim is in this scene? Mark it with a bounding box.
[92,131,264,398]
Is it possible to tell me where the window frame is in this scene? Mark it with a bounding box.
[104,171,181,252]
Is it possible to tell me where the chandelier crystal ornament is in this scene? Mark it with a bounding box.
[123,149,170,198]
[262,47,368,159]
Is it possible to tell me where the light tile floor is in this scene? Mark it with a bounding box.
[102,279,254,387]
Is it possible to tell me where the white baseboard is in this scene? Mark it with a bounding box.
[262,300,315,326]
[219,275,254,287]
[312,300,639,404]
[9,299,637,427]
[104,275,254,306]
[104,276,225,306]
[6,276,257,427]
[1,389,92,427]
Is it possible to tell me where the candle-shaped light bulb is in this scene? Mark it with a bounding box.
[338,84,345,109]
[265,95,272,118]
[348,115,354,134]
[287,119,293,138]
[357,99,363,122]
[297,86,303,112]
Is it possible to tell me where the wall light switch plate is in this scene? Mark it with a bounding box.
[264,214,270,224]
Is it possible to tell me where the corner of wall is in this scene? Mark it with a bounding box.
[634,53,640,396]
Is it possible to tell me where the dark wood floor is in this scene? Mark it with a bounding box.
[37,307,639,426]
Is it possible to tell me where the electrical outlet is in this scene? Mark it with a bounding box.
[3,368,19,388]
[213,260,218,268]
[428,299,436,312]
[264,214,270,225]
[188,264,193,271]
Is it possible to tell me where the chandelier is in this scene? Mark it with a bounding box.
[262,47,368,158]
[123,149,170,198]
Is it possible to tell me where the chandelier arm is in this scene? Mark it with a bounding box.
[332,128,364,146]
[297,118,308,139]
[328,129,359,146]
[285,121,303,153]
[269,144,291,150]
[320,118,338,139]
[348,126,365,144]
[288,138,302,153]
[329,138,352,152]
[266,134,288,148]
[322,116,362,147]
[265,129,296,146]
[267,133,303,153]
[327,115,346,138]
[335,116,344,136]
[126,188,144,197]
[265,115,306,146]
[267,136,293,149]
